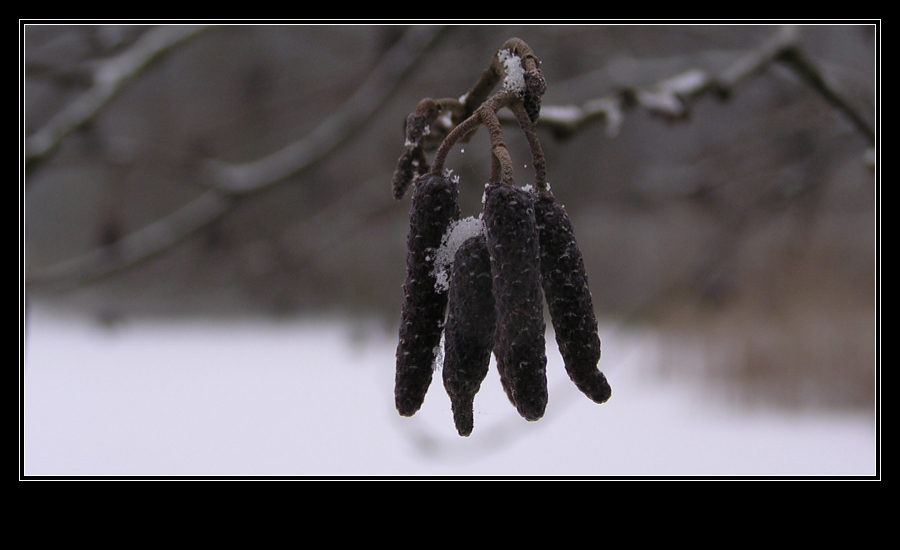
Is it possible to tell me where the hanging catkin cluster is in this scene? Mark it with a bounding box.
[393,38,611,436]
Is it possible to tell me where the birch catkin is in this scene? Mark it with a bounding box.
[395,173,460,417]
[392,38,613,435]
[535,191,611,404]
[483,182,548,421]
[442,233,495,437]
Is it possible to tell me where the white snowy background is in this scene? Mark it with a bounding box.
[22,305,877,477]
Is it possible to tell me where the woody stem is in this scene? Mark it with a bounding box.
[510,101,548,191]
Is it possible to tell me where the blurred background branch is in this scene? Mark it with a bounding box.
[202,26,444,193]
[534,25,874,148]
[26,25,444,290]
[26,25,212,170]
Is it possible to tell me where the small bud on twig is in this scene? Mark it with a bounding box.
[392,145,428,200]
[523,68,547,124]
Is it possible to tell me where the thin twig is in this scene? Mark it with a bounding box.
[410,39,547,190]
[776,45,876,145]
[204,25,446,193]
[509,101,547,190]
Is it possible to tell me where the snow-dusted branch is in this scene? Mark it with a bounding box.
[536,26,875,147]
[25,25,212,166]
[26,26,445,291]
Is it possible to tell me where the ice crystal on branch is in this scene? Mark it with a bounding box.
[498,49,526,95]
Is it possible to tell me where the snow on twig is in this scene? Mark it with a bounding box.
[534,26,874,146]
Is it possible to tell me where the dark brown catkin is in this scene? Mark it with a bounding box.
[395,173,460,417]
[483,182,548,421]
[392,146,426,200]
[523,68,546,124]
[534,191,611,404]
[442,233,495,437]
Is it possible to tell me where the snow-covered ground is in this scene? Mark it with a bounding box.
[22,306,877,477]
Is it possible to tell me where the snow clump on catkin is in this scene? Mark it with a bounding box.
[433,216,485,292]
